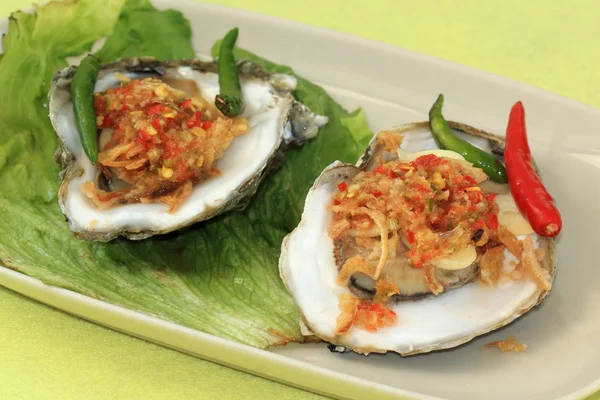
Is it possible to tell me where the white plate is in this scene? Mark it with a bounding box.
[1,1,600,399]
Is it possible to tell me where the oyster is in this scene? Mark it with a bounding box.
[49,57,327,241]
[279,121,557,356]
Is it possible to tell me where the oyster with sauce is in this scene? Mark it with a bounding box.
[49,57,327,241]
[279,121,557,356]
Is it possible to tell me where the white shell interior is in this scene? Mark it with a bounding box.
[54,67,293,235]
[281,131,545,354]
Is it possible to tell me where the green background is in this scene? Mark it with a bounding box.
[1,0,598,399]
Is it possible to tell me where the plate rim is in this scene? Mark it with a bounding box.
[0,266,439,400]
[0,1,599,399]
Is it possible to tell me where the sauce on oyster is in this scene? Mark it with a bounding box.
[328,132,551,334]
[83,75,250,211]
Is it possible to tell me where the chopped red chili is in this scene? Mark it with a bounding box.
[373,165,386,175]
[354,301,397,332]
[412,153,442,168]
[151,118,162,133]
[147,104,163,116]
[407,230,416,244]
[139,129,152,142]
[100,116,112,129]
[180,98,193,109]
[485,212,499,230]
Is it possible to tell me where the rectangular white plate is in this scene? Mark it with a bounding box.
[1,1,600,399]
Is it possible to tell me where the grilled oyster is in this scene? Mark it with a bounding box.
[49,57,327,241]
[279,121,556,356]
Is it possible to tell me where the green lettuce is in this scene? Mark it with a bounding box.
[95,0,195,62]
[0,0,372,348]
[0,0,124,203]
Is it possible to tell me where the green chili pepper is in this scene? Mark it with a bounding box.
[215,27,245,117]
[71,54,101,164]
[428,94,508,183]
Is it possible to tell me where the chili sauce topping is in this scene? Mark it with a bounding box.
[329,137,551,334]
[330,153,497,270]
[83,76,250,211]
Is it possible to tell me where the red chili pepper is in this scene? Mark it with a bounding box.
[485,193,497,203]
[337,182,348,192]
[202,120,212,130]
[136,130,154,149]
[504,101,562,237]
[180,98,193,109]
[101,117,112,129]
[415,183,430,194]
[186,111,205,129]
[333,199,341,206]
[373,165,386,175]
[177,161,189,181]
[147,104,163,116]
[467,191,484,204]
[370,190,382,198]
[136,136,147,148]
[186,118,197,129]
[413,154,442,168]
[139,129,152,142]
[485,212,499,231]
[407,230,416,245]
[151,118,162,134]
[472,219,486,231]
[463,176,477,186]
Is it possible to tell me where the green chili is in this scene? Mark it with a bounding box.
[428,94,508,183]
[71,54,101,164]
[215,27,245,117]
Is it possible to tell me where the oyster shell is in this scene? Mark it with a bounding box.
[49,57,327,241]
[279,121,557,356]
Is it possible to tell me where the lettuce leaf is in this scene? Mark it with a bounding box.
[0,0,372,347]
[0,0,124,203]
[95,0,195,62]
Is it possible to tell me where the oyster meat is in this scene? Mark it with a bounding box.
[50,58,327,241]
[279,121,557,356]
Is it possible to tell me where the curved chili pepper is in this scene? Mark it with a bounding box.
[71,54,101,164]
[504,101,562,237]
[215,27,245,117]
[428,94,508,183]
